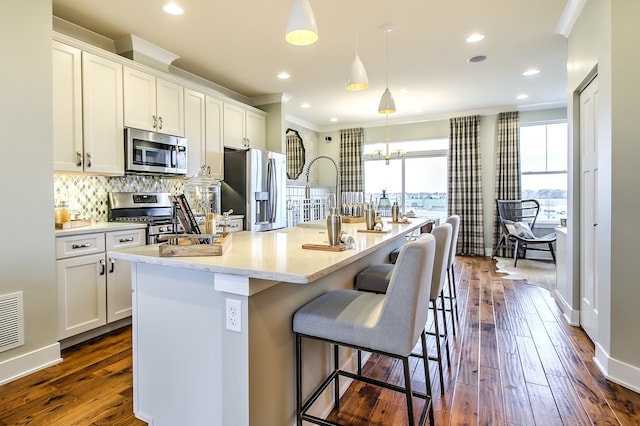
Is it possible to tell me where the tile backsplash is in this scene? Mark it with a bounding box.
[54,174,184,222]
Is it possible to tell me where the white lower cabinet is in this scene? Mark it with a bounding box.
[56,229,145,340]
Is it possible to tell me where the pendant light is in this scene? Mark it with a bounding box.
[285,0,318,46]
[378,25,396,114]
[345,0,368,90]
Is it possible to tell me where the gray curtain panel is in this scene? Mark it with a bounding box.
[447,115,485,256]
[339,128,364,193]
[493,111,521,257]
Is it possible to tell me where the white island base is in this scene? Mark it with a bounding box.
[113,221,429,425]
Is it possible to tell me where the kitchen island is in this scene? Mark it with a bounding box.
[108,219,429,426]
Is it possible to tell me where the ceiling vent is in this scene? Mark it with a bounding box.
[115,34,179,73]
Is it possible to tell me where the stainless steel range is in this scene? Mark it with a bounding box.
[108,192,176,244]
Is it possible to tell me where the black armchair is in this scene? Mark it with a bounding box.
[493,199,556,267]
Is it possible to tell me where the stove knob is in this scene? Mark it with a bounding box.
[159,226,165,232]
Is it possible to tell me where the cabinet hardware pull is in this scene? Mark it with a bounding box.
[119,237,134,242]
[76,151,83,167]
[109,258,115,273]
[158,116,163,129]
[72,243,91,249]
[153,115,158,128]
[99,259,106,275]
[86,152,92,167]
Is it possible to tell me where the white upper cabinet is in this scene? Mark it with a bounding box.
[184,90,224,180]
[123,67,184,137]
[52,41,83,173]
[82,52,125,175]
[205,96,224,180]
[223,102,266,150]
[53,42,124,175]
[184,88,206,177]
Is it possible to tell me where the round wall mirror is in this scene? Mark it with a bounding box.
[286,128,306,179]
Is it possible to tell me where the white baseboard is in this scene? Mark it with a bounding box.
[0,343,62,385]
[552,289,580,325]
[594,342,640,394]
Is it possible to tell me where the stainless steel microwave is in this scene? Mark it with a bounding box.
[125,128,188,176]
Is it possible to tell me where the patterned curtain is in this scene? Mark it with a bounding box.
[339,128,364,192]
[493,111,521,257]
[448,115,484,256]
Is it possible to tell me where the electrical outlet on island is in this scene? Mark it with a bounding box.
[225,298,242,333]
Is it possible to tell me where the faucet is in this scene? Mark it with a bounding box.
[304,155,341,215]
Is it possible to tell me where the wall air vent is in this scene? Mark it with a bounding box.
[0,292,24,353]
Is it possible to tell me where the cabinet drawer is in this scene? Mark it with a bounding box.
[106,229,146,250]
[56,233,105,259]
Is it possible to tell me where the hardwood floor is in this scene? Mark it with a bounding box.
[2,256,640,425]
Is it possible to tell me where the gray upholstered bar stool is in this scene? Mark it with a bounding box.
[444,215,461,334]
[293,235,436,426]
[353,223,453,395]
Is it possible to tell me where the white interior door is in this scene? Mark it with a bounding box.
[579,75,599,341]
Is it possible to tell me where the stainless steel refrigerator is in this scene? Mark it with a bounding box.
[221,148,287,231]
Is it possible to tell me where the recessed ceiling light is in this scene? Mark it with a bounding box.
[163,3,183,15]
[277,72,290,79]
[413,107,423,113]
[522,68,540,76]
[330,117,338,122]
[467,55,487,63]
[516,94,529,100]
[398,88,409,95]
[301,103,311,109]
[466,33,485,43]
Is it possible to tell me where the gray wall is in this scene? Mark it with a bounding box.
[568,0,640,386]
[0,1,59,379]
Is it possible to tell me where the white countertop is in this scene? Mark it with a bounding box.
[108,219,428,284]
[55,221,147,236]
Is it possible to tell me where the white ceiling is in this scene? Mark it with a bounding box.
[52,0,570,131]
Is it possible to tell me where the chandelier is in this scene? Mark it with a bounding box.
[371,115,404,165]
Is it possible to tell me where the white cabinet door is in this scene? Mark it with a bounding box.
[156,78,184,137]
[124,68,185,137]
[246,110,266,150]
[52,41,83,173]
[205,96,224,180]
[223,102,246,149]
[56,253,107,339]
[123,66,157,132]
[106,229,145,323]
[82,52,124,175]
[185,88,206,177]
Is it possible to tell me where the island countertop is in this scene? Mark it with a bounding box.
[108,219,428,284]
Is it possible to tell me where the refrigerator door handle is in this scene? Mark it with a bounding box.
[267,158,277,223]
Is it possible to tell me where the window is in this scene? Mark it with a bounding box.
[520,122,568,222]
[363,139,448,221]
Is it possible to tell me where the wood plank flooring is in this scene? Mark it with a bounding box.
[1,256,639,425]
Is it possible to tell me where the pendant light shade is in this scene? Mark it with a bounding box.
[378,88,396,114]
[346,55,368,90]
[378,25,396,114]
[285,0,318,46]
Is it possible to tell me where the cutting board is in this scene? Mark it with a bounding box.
[357,229,391,234]
[302,243,348,251]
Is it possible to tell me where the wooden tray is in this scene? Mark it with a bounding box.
[55,219,92,229]
[302,243,349,251]
[341,216,366,223]
[357,229,391,234]
[159,232,232,257]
